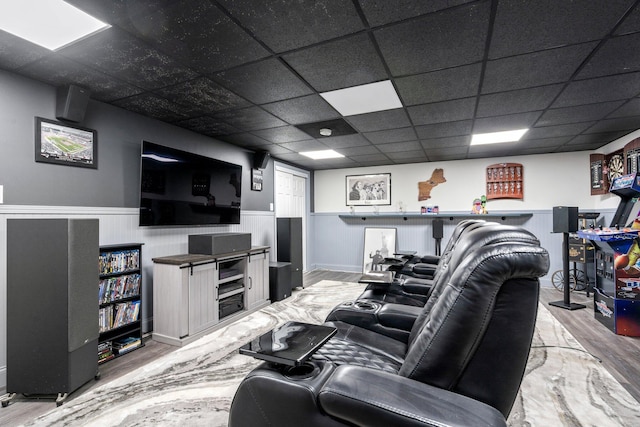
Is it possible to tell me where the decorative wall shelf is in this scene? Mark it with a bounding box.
[338,213,533,221]
[486,163,523,200]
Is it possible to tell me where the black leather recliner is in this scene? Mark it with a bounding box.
[358,222,538,307]
[229,239,550,427]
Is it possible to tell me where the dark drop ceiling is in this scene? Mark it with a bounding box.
[3,0,640,170]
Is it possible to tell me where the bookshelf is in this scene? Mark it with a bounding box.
[98,243,144,364]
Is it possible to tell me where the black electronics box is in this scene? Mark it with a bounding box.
[552,206,578,233]
[188,232,251,255]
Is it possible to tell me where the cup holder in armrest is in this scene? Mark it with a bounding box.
[284,362,320,379]
[353,301,378,311]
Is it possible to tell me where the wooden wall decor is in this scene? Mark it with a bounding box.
[486,163,523,200]
[624,138,640,175]
[418,168,446,201]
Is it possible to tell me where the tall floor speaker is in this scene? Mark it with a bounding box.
[277,217,303,289]
[6,219,99,403]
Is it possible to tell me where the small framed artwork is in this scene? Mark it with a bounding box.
[346,173,391,206]
[252,168,263,191]
[362,227,397,273]
[35,117,97,169]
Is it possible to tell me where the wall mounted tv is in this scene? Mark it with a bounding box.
[139,141,242,226]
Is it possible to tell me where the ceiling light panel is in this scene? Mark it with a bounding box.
[300,150,344,159]
[470,129,529,145]
[320,80,403,116]
[0,0,110,51]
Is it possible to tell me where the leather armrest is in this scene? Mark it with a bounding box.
[377,303,422,331]
[319,365,507,427]
[402,277,433,295]
[412,262,436,277]
[419,254,440,264]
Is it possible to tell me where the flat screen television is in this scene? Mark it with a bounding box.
[139,141,242,226]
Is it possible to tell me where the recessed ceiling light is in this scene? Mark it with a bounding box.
[0,0,110,51]
[299,150,344,160]
[470,129,529,145]
[320,80,403,116]
[319,128,332,137]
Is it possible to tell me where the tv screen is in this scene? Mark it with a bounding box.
[139,141,242,226]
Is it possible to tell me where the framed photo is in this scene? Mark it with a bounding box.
[346,173,391,206]
[35,117,97,169]
[362,227,397,273]
[251,168,263,191]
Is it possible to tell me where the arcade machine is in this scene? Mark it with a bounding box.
[578,172,640,335]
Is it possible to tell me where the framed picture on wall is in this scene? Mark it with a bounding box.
[252,168,263,191]
[346,173,391,206]
[362,227,397,273]
[35,117,97,169]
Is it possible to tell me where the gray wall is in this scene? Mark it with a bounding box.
[0,69,274,210]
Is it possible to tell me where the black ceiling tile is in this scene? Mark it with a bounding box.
[567,131,630,146]
[583,116,640,134]
[428,151,469,162]
[251,125,312,143]
[477,85,563,118]
[520,136,574,148]
[608,98,640,118]
[212,58,313,104]
[278,139,330,152]
[17,55,143,102]
[213,106,287,131]
[489,0,633,58]
[316,157,359,168]
[415,120,473,139]
[526,122,595,139]
[359,0,476,26]
[112,93,190,122]
[408,98,477,126]
[395,64,482,106]
[217,132,272,147]
[296,118,358,139]
[558,141,609,151]
[118,0,269,74]
[386,150,428,161]
[0,31,50,70]
[420,136,469,150]
[374,140,422,153]
[375,1,491,75]
[364,127,416,144]
[338,145,381,156]
[57,27,198,90]
[552,72,640,108]
[261,95,340,124]
[536,101,625,126]
[174,116,240,136]
[264,144,296,155]
[472,111,542,133]
[155,77,250,113]
[321,134,372,149]
[346,109,412,132]
[348,153,389,162]
[218,0,364,53]
[282,33,388,92]
[482,43,597,94]
[578,33,640,79]
[615,4,640,35]
[426,145,469,158]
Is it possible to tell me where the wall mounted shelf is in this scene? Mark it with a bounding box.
[338,213,533,221]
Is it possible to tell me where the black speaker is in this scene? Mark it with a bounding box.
[432,219,444,239]
[56,85,90,123]
[254,151,270,169]
[269,262,292,302]
[553,206,579,233]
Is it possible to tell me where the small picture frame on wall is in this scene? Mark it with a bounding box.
[252,168,263,191]
[362,227,397,273]
[35,117,97,169]
[346,173,391,206]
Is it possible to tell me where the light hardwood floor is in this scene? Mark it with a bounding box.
[1,270,639,425]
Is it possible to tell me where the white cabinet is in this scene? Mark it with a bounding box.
[152,247,270,347]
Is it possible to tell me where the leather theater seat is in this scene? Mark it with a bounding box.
[358,222,539,307]
[229,236,550,427]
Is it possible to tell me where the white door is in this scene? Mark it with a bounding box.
[275,166,308,271]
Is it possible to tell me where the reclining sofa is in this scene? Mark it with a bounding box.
[229,225,549,427]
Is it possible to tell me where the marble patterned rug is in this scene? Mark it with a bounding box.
[19,280,640,427]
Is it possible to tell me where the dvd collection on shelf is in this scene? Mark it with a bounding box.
[99,248,140,275]
[99,273,141,304]
[99,300,141,333]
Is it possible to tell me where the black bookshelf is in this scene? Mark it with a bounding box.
[98,243,144,364]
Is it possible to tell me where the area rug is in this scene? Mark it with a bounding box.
[19,281,640,427]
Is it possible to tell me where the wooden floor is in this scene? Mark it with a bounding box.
[2,270,639,425]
